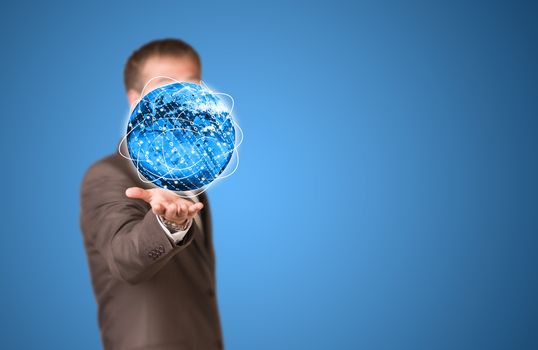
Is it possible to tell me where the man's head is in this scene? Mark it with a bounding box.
[124,38,202,107]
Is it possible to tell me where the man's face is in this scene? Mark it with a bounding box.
[127,54,201,107]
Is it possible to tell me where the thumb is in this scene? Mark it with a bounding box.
[125,187,152,202]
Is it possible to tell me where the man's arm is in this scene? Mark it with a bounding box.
[80,161,202,284]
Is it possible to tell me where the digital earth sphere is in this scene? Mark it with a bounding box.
[126,82,236,191]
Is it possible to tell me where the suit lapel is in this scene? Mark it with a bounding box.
[190,192,212,265]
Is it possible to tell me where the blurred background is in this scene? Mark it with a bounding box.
[1,0,537,349]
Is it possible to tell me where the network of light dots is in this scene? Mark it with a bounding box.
[119,79,241,192]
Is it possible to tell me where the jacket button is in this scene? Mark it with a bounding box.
[207,288,215,297]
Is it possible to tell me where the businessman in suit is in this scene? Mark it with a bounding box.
[80,39,224,350]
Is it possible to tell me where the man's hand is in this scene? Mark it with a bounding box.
[125,187,203,225]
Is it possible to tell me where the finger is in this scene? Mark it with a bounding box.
[164,203,178,220]
[187,202,204,216]
[175,203,183,216]
[152,203,166,216]
[125,187,152,202]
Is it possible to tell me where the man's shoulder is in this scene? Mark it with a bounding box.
[84,152,122,176]
[81,151,134,188]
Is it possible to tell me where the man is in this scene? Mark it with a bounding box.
[80,38,224,350]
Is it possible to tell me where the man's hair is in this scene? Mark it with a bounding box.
[123,38,201,92]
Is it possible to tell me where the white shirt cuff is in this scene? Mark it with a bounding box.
[156,215,193,244]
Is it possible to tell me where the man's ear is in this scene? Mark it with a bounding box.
[127,89,141,108]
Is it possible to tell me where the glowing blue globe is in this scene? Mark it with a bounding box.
[126,82,236,191]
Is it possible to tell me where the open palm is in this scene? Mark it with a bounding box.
[125,187,203,225]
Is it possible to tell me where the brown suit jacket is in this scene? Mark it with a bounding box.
[80,148,223,350]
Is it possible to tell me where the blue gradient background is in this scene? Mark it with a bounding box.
[1,0,537,349]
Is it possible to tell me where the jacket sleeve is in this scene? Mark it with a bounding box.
[80,160,195,284]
